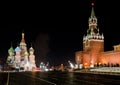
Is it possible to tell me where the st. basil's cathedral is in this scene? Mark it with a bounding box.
[7,32,36,71]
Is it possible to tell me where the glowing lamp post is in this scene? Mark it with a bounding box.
[84,63,88,68]
[77,56,80,69]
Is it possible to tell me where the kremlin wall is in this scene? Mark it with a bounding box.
[75,3,120,68]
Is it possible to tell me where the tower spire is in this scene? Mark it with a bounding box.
[31,42,32,47]
[87,0,99,36]
[11,41,12,47]
[91,2,95,17]
[21,32,25,42]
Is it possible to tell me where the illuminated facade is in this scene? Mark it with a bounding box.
[7,32,36,71]
[75,3,120,68]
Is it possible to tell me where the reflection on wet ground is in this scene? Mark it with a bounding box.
[1,71,120,85]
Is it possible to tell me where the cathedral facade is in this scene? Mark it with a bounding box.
[75,3,120,68]
[7,32,36,71]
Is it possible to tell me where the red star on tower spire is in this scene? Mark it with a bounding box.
[91,2,94,6]
[91,0,95,7]
[90,0,95,17]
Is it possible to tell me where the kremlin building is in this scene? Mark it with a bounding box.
[7,32,36,71]
[75,3,120,68]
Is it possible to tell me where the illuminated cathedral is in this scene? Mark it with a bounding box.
[7,32,36,71]
[75,3,120,68]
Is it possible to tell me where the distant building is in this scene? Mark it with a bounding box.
[75,3,120,68]
[7,32,36,71]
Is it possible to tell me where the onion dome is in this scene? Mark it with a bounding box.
[24,51,29,56]
[8,46,15,54]
[29,47,34,52]
[15,46,21,52]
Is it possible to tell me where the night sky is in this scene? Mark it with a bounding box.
[0,0,120,67]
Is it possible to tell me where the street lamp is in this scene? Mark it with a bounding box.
[77,56,80,69]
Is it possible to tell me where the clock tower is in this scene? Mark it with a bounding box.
[83,2,104,67]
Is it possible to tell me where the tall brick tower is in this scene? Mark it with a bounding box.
[83,2,104,67]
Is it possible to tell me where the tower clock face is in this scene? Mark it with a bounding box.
[93,28,98,34]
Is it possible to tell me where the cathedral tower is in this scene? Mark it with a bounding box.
[20,32,27,61]
[7,44,15,65]
[29,46,36,70]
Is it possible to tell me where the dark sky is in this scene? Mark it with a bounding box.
[0,0,120,67]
